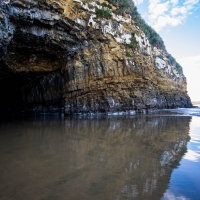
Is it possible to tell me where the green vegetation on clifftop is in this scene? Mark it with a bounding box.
[106,0,165,50]
[105,0,183,74]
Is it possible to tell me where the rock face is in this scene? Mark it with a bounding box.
[0,0,192,115]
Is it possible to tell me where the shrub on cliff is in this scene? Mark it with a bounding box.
[176,63,183,74]
[167,54,183,74]
[96,7,112,19]
[101,2,112,9]
[126,52,133,57]
[124,33,138,49]
[106,0,165,50]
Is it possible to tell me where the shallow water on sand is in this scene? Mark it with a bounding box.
[0,110,199,200]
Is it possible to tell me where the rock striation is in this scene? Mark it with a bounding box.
[0,0,192,115]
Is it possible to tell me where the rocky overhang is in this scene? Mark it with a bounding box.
[0,0,192,115]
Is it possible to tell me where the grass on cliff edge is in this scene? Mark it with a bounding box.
[105,0,183,74]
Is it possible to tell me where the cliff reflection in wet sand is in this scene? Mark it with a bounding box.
[0,116,191,200]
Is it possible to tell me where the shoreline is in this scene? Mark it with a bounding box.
[1,107,199,121]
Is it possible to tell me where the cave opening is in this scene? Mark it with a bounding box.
[0,29,68,116]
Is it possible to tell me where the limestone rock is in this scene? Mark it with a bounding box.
[0,0,192,115]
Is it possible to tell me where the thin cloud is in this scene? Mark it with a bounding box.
[148,0,169,20]
[133,0,144,5]
[171,7,189,16]
[184,0,199,5]
[170,0,179,5]
[183,149,200,162]
[146,0,200,31]
[163,191,189,200]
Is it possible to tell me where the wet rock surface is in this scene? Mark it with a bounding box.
[0,0,192,115]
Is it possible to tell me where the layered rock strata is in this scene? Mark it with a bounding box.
[0,0,192,114]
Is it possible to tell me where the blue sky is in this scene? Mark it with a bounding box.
[134,0,200,101]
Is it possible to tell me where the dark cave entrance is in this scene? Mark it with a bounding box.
[0,29,68,116]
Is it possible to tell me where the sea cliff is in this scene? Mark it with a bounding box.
[0,0,192,114]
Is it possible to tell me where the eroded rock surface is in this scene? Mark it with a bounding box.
[0,0,192,115]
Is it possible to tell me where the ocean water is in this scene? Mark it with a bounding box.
[0,108,199,200]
